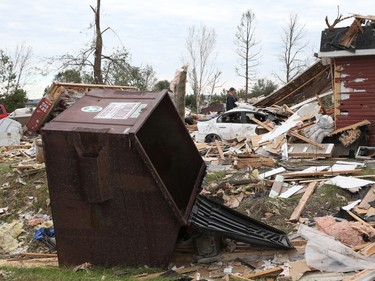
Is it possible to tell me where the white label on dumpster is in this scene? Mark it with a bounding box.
[94,102,141,119]
[130,104,147,118]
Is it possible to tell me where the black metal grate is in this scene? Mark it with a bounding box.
[189,195,294,250]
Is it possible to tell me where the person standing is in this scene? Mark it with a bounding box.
[226,87,237,111]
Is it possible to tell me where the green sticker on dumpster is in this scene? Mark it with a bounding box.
[81,106,103,113]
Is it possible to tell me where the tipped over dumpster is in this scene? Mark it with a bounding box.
[41,89,292,267]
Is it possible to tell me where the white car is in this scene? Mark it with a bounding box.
[194,108,271,143]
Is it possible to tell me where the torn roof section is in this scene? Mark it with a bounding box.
[319,15,375,62]
[254,60,332,108]
[318,14,375,145]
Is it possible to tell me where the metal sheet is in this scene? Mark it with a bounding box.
[334,56,375,145]
[26,97,53,133]
[42,89,206,267]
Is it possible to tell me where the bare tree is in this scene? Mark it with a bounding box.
[185,25,222,111]
[91,0,103,84]
[54,0,155,89]
[234,10,261,101]
[54,0,108,84]
[325,6,353,29]
[277,14,308,84]
[0,44,33,95]
[12,44,33,90]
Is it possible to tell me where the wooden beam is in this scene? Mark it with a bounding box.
[316,94,327,114]
[347,210,370,225]
[343,269,375,281]
[284,104,295,115]
[243,267,283,279]
[273,65,330,105]
[358,184,375,210]
[339,18,364,48]
[215,140,225,160]
[251,118,272,131]
[329,119,371,136]
[282,169,361,178]
[21,253,57,258]
[289,182,317,222]
[289,130,324,149]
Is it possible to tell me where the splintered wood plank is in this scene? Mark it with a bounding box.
[329,119,371,136]
[287,143,334,158]
[282,169,361,178]
[288,260,313,281]
[243,267,283,279]
[343,269,375,281]
[250,134,263,147]
[215,140,225,160]
[358,184,375,210]
[236,157,276,169]
[289,182,317,222]
[284,104,295,115]
[347,210,368,224]
[250,117,272,131]
[361,242,375,256]
[289,130,324,149]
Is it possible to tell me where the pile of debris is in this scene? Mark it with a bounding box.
[2,131,375,280]
[171,99,375,279]
[1,83,375,280]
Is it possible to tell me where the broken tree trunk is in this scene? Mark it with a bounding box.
[170,65,188,121]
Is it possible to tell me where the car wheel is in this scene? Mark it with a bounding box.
[205,134,221,143]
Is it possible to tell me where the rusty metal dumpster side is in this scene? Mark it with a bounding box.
[41,89,206,267]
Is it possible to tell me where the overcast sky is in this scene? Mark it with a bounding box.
[0,0,373,99]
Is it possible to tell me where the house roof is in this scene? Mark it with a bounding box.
[253,60,332,107]
[319,15,375,58]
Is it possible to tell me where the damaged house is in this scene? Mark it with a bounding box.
[320,15,375,156]
[254,15,375,158]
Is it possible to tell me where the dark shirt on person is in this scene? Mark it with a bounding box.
[226,94,237,111]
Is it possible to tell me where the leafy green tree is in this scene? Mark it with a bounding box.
[0,88,27,112]
[209,93,226,105]
[185,94,196,112]
[153,80,170,92]
[0,49,28,112]
[0,50,16,96]
[54,69,82,83]
[251,79,278,97]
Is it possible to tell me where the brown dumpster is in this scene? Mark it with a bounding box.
[41,89,206,267]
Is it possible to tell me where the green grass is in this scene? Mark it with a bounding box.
[0,163,12,174]
[0,266,175,281]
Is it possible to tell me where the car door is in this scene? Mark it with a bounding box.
[214,113,234,140]
[241,112,259,137]
[214,111,243,140]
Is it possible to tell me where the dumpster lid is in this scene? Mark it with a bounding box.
[46,90,163,134]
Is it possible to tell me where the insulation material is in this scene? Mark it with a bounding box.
[314,216,367,247]
[298,224,375,272]
[304,114,334,143]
